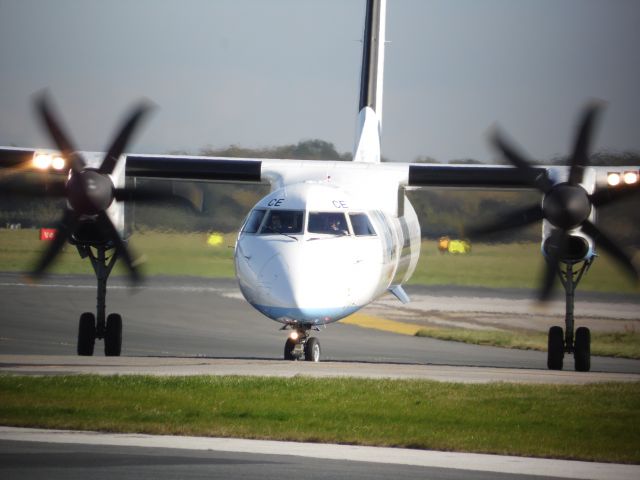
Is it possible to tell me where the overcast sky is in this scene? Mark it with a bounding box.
[0,0,638,163]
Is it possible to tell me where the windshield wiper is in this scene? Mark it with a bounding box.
[279,232,298,241]
[307,231,348,241]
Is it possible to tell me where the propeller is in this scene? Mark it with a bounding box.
[471,103,640,299]
[29,92,159,283]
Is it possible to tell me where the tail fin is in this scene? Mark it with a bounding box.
[353,0,386,164]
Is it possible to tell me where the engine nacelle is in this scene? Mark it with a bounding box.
[541,228,595,263]
[539,166,596,263]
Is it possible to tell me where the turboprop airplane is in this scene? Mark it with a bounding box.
[0,0,638,370]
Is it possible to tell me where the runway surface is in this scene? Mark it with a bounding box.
[0,273,638,376]
[1,274,639,479]
[2,427,638,480]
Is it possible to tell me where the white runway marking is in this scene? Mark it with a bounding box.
[1,426,637,480]
[1,355,638,384]
[0,281,244,299]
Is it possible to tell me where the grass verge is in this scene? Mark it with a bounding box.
[345,314,640,359]
[1,376,639,463]
[415,327,640,359]
[1,229,638,293]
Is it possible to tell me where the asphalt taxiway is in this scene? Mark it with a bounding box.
[0,273,638,376]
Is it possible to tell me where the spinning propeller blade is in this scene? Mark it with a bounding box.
[473,103,638,299]
[24,93,162,283]
[34,92,86,174]
[568,103,601,186]
[100,101,154,175]
[31,209,78,279]
[468,204,543,237]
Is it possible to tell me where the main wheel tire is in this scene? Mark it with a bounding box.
[104,313,123,357]
[284,337,296,361]
[547,326,564,370]
[304,337,320,362]
[574,326,591,372]
[77,312,96,356]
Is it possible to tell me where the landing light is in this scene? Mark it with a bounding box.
[623,171,639,185]
[51,156,66,170]
[33,153,66,171]
[33,153,52,170]
[289,331,299,341]
[607,172,621,187]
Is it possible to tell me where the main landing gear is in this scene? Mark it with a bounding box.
[282,326,321,362]
[547,259,592,372]
[75,242,124,356]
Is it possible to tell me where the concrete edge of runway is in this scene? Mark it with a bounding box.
[1,426,638,480]
[1,355,639,384]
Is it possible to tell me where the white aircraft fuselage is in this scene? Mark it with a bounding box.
[235,172,421,327]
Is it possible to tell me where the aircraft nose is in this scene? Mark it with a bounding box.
[258,253,291,299]
[253,245,355,323]
[236,234,370,325]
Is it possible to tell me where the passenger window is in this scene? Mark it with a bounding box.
[308,212,349,235]
[241,209,266,233]
[261,210,303,234]
[349,213,376,236]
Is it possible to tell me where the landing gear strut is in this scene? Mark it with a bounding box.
[282,326,321,362]
[547,259,592,372]
[75,241,123,357]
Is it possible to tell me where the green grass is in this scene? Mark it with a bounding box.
[0,229,237,278]
[415,327,640,359]
[411,241,640,294]
[1,376,639,463]
[1,229,638,293]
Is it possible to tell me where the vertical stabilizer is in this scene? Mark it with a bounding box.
[353,0,386,164]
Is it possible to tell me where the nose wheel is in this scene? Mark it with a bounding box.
[283,328,321,362]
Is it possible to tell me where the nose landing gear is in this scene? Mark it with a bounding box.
[283,326,321,362]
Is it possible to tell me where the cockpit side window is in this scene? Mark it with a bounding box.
[308,212,349,235]
[241,209,266,234]
[349,213,376,236]
[261,210,304,234]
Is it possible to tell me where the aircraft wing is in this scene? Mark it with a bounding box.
[405,163,546,188]
[2,146,636,194]
[0,147,37,167]
[125,154,263,183]
[0,147,67,198]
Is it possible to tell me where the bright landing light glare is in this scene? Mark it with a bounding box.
[607,172,621,187]
[32,153,66,170]
[33,153,52,170]
[51,156,66,170]
[623,171,639,185]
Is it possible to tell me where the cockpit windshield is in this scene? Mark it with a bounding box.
[260,210,304,234]
[241,209,266,234]
[308,212,349,235]
[349,213,376,236]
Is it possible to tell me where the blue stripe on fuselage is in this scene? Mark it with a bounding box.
[251,304,361,326]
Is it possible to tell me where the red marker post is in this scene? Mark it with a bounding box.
[39,228,57,241]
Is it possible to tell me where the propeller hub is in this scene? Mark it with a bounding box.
[542,184,591,230]
[67,170,115,215]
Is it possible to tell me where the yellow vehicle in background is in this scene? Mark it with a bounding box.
[438,236,471,254]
